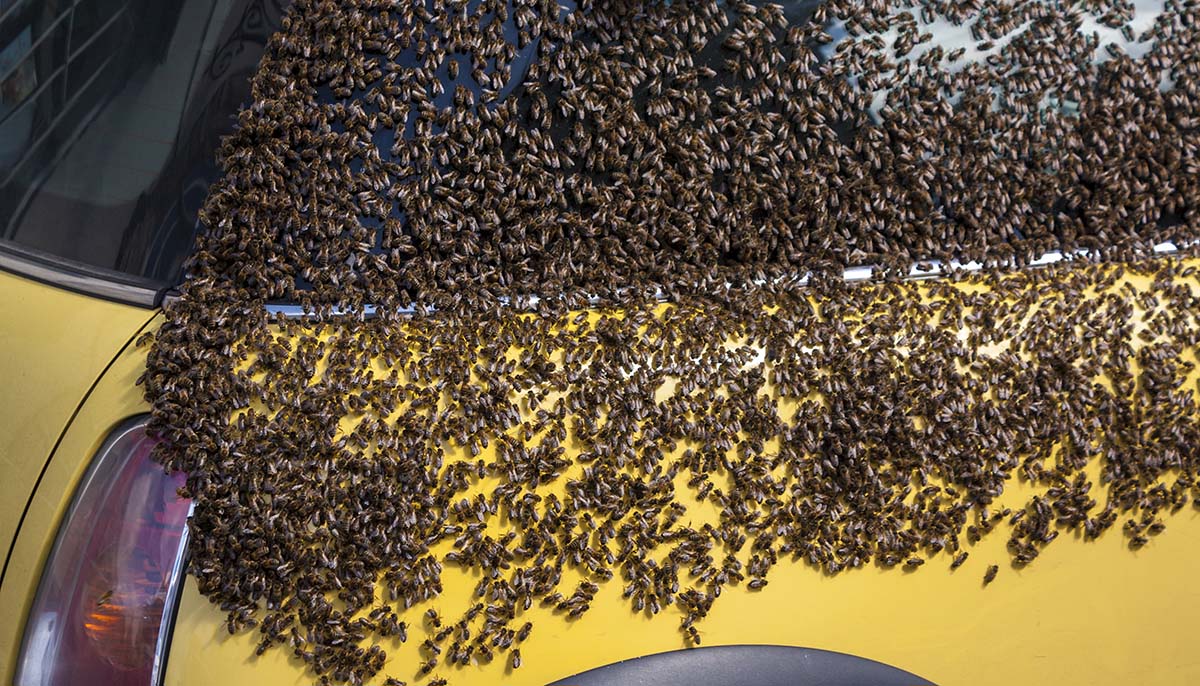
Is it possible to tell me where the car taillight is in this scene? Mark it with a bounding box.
[16,419,190,686]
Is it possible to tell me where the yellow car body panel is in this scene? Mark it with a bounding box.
[6,267,1200,686]
[0,293,159,684]
[164,262,1200,686]
[168,511,1200,685]
[0,271,155,559]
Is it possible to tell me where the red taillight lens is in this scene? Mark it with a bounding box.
[16,419,190,686]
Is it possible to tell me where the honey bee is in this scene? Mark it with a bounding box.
[149,0,1200,682]
[983,565,999,585]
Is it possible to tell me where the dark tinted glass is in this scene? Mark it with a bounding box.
[0,0,290,287]
[0,0,1164,293]
[289,0,1166,273]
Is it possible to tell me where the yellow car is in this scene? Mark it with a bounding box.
[3,2,1200,686]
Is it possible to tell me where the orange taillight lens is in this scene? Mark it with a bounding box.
[16,419,189,686]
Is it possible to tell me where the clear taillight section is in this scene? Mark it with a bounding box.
[16,419,190,686]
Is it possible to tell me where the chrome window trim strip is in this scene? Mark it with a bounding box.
[260,241,1185,318]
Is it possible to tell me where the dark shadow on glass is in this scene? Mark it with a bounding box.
[0,0,291,288]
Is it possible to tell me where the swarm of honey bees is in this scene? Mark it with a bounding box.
[141,0,1200,683]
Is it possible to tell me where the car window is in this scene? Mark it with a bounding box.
[0,0,290,289]
[0,0,1166,296]
[296,0,1167,275]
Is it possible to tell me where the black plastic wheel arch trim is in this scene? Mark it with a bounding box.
[547,644,936,686]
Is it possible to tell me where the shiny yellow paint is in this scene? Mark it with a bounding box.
[165,260,1200,686]
[170,506,1200,685]
[6,262,1200,686]
[0,270,156,556]
[0,305,161,685]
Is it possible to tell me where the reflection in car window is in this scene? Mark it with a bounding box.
[0,0,290,287]
[0,0,1168,291]
[311,0,1167,272]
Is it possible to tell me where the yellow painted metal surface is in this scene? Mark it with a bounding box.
[0,308,161,685]
[0,271,155,556]
[163,261,1200,686]
[4,263,1199,686]
[169,511,1200,685]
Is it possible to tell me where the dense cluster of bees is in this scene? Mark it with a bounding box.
[141,0,1200,683]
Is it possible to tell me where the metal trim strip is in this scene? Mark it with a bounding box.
[259,241,1184,318]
